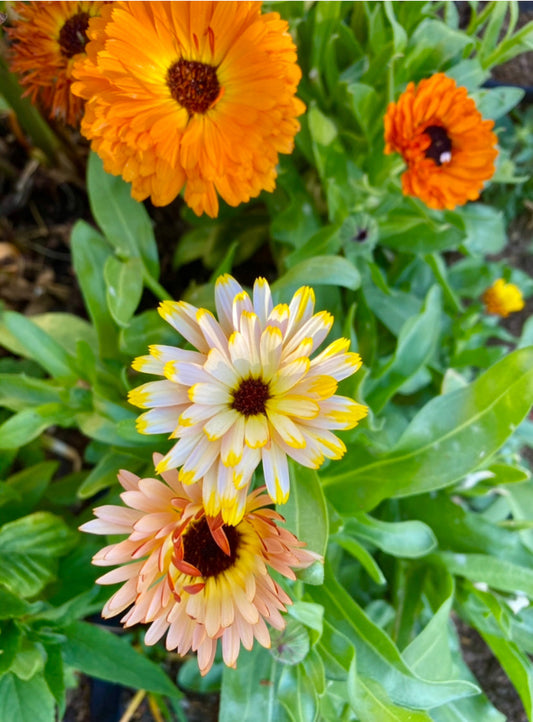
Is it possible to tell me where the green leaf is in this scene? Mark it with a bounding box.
[378,210,465,254]
[440,552,533,597]
[0,404,75,450]
[452,204,506,255]
[220,646,289,722]
[278,663,318,722]
[0,312,76,379]
[0,673,55,722]
[119,310,177,357]
[272,256,360,296]
[0,586,32,619]
[62,621,180,697]
[104,256,144,327]
[0,461,58,522]
[0,512,75,597]
[472,86,525,120]
[480,630,533,719]
[43,643,66,713]
[0,374,63,412]
[310,570,478,708]
[0,621,21,675]
[344,514,437,559]
[87,151,159,277]
[270,619,310,666]
[71,220,118,358]
[366,285,441,412]
[323,347,533,512]
[331,533,386,584]
[77,450,143,498]
[348,662,433,721]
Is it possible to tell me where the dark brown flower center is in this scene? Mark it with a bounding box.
[232,378,270,416]
[58,12,91,58]
[424,125,452,166]
[182,517,239,578]
[167,58,220,114]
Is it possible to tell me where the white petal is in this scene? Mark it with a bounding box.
[259,326,283,381]
[158,300,208,352]
[244,414,269,449]
[204,347,239,388]
[215,274,244,334]
[252,277,273,327]
[128,380,189,409]
[136,406,182,434]
[196,308,229,355]
[262,444,290,503]
[204,408,240,440]
[189,382,232,405]
[269,358,310,396]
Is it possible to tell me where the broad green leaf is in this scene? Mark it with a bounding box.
[282,464,327,584]
[11,638,44,680]
[62,621,180,698]
[0,673,55,722]
[288,601,324,636]
[220,646,289,722]
[344,514,437,559]
[440,552,533,597]
[0,312,76,379]
[43,643,66,713]
[0,621,21,675]
[310,571,477,709]
[0,404,75,450]
[452,203,506,255]
[472,86,525,120]
[480,630,533,718]
[71,220,118,358]
[0,586,32,619]
[278,663,318,722]
[272,256,360,296]
[0,461,58,522]
[0,512,75,597]
[77,450,144,498]
[28,313,97,358]
[378,211,465,254]
[87,151,159,277]
[323,347,533,513]
[402,573,454,681]
[348,659,432,722]
[366,286,441,412]
[0,374,62,411]
[104,256,144,327]
[331,533,386,584]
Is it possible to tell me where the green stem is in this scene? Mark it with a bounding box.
[143,271,172,302]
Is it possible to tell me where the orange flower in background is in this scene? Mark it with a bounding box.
[7,1,105,126]
[483,279,525,318]
[80,460,319,676]
[71,1,305,217]
[384,73,498,210]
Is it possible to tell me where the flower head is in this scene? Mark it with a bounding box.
[483,278,525,318]
[129,275,367,525]
[80,461,318,676]
[7,1,105,126]
[71,1,304,216]
[384,73,498,210]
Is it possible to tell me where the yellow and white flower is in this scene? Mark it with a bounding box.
[129,274,367,524]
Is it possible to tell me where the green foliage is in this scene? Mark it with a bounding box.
[1,0,533,720]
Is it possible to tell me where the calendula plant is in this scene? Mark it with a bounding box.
[1,1,533,721]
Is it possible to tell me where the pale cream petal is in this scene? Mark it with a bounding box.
[196,308,229,355]
[204,347,239,387]
[158,300,208,352]
[189,381,232,405]
[220,414,245,466]
[135,406,182,434]
[244,414,269,449]
[269,357,310,396]
[252,277,273,327]
[164,360,211,386]
[204,408,240,440]
[261,444,290,503]
[259,325,283,381]
[215,273,244,333]
[267,395,319,420]
[128,379,189,409]
[283,310,333,357]
[286,285,315,339]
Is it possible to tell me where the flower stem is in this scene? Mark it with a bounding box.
[143,271,172,301]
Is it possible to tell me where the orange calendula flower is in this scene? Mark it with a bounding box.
[483,278,525,318]
[7,1,105,126]
[80,460,319,676]
[384,73,498,210]
[71,1,305,217]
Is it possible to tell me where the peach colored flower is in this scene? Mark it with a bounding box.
[80,459,319,676]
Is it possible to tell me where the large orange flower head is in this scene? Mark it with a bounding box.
[384,73,498,210]
[7,1,106,126]
[71,1,305,217]
[80,460,319,676]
